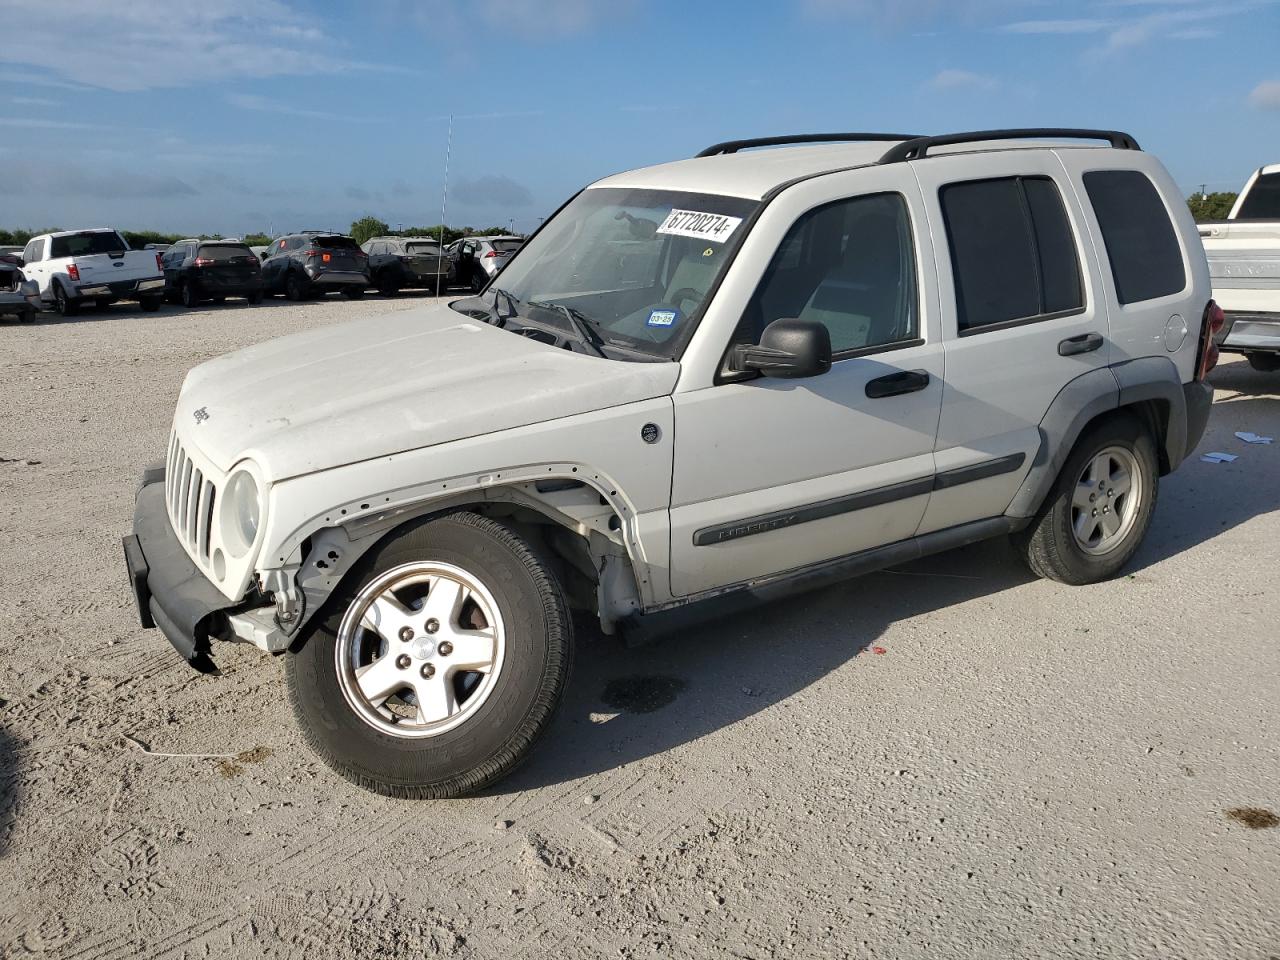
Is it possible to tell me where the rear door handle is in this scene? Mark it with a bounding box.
[866,369,931,399]
[1058,332,1104,356]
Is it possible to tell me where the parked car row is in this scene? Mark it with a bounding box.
[1,229,526,318]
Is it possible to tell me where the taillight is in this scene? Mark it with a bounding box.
[193,257,214,267]
[483,250,501,258]
[156,252,164,271]
[306,250,331,263]
[1197,300,1225,381]
[66,262,80,281]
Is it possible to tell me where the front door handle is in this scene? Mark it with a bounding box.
[866,369,931,399]
[1058,332,1104,356]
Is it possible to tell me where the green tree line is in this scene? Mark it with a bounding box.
[0,193,1240,252]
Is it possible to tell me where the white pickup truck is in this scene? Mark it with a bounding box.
[20,229,165,316]
[1199,165,1280,370]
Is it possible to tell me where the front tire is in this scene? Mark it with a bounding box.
[1246,352,1280,372]
[285,511,572,798]
[1012,413,1158,585]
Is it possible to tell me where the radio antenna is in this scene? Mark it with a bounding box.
[436,113,453,298]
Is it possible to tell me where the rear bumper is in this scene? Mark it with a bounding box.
[1221,312,1280,354]
[191,277,264,297]
[75,276,164,300]
[123,475,235,672]
[304,269,368,287]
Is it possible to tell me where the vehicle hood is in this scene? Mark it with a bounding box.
[176,303,680,480]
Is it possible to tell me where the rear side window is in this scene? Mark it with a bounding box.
[941,176,1083,334]
[1235,172,1280,220]
[1083,170,1185,304]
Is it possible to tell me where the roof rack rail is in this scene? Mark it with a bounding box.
[696,133,923,158]
[879,128,1141,164]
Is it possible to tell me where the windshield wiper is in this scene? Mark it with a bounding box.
[527,299,609,358]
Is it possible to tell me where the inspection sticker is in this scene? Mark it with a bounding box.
[656,209,743,243]
[647,309,678,328]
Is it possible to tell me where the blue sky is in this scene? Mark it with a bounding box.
[0,0,1277,236]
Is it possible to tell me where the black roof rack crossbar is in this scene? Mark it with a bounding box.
[880,128,1141,164]
[696,133,923,158]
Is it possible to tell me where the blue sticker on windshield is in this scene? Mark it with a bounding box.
[647,309,678,328]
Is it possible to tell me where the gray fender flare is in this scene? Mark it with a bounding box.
[1006,357,1186,519]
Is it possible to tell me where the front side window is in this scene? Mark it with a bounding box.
[941,176,1084,333]
[1083,170,1185,305]
[740,192,918,355]
[1236,172,1280,220]
[459,186,759,360]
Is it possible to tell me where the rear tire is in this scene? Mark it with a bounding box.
[54,283,78,317]
[342,287,365,300]
[1012,413,1158,585]
[285,511,573,799]
[247,291,263,305]
[285,272,305,302]
[180,280,199,308]
[377,274,400,297]
[1246,352,1280,372]
[469,271,485,294]
[140,297,161,313]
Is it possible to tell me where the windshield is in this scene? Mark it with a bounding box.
[1237,173,1280,220]
[50,231,128,258]
[405,242,442,255]
[454,187,759,359]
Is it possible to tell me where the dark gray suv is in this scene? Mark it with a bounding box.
[261,233,370,301]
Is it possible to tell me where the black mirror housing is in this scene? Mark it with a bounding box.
[732,317,832,379]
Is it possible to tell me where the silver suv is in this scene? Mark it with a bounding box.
[123,129,1217,798]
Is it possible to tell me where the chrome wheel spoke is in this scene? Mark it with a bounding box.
[1074,511,1099,545]
[411,674,454,725]
[1110,467,1132,499]
[1098,508,1122,539]
[422,575,468,628]
[445,628,498,673]
[1072,481,1095,512]
[361,593,416,643]
[355,653,406,706]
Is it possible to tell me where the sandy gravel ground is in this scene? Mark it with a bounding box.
[0,296,1277,959]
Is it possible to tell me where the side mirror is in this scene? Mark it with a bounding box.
[731,317,832,379]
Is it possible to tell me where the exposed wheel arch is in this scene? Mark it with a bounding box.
[278,475,647,649]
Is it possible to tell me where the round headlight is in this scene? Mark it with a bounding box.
[222,470,261,557]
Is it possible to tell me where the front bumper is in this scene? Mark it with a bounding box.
[1221,312,1280,354]
[123,475,236,672]
[76,276,165,300]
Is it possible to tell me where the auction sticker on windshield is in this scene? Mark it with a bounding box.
[656,209,743,243]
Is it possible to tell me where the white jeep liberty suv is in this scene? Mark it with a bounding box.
[123,129,1218,798]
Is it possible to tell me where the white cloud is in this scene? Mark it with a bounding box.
[0,0,416,91]
[1001,19,1112,33]
[0,159,197,198]
[1249,81,1280,110]
[802,0,1030,25]
[225,93,386,124]
[386,0,636,40]
[9,95,60,107]
[930,69,1000,92]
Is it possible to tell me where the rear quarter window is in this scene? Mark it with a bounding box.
[1083,170,1185,305]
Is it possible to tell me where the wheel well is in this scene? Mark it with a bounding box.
[294,478,644,640]
[1116,398,1172,474]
